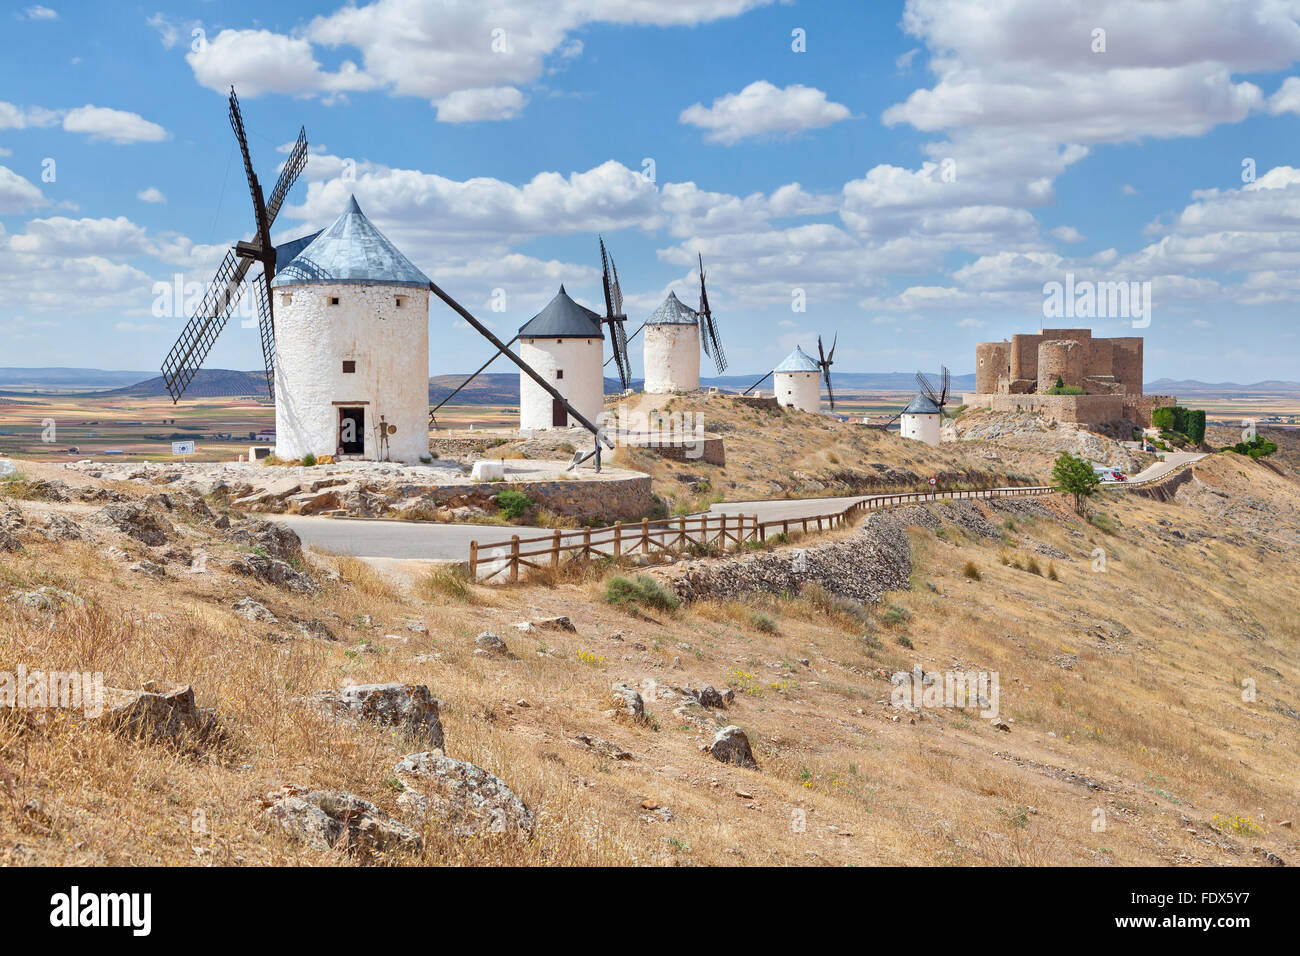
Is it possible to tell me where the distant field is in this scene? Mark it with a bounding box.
[3,384,1297,462]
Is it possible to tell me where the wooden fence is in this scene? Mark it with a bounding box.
[469,484,1054,582]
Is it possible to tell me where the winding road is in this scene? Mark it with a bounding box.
[275,451,1207,564]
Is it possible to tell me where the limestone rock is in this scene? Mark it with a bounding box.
[96,684,222,747]
[394,751,534,838]
[232,597,278,623]
[92,502,173,546]
[571,734,633,760]
[710,725,758,769]
[308,683,445,749]
[474,631,510,656]
[610,682,646,722]
[263,786,422,856]
[6,586,82,610]
[0,530,21,552]
[41,513,84,540]
[232,554,320,593]
[225,519,303,562]
[128,560,165,579]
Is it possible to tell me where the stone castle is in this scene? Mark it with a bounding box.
[964,328,1174,429]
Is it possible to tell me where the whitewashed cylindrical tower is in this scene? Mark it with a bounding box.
[517,285,605,431]
[269,196,431,462]
[899,394,942,446]
[773,345,822,413]
[643,291,700,393]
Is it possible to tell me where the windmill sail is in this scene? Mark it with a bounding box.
[160,87,307,403]
[697,253,727,373]
[818,333,837,411]
[599,237,632,390]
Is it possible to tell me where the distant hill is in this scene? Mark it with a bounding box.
[702,372,977,392]
[1145,378,1300,395]
[106,370,269,399]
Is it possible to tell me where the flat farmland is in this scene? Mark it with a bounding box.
[0,394,274,461]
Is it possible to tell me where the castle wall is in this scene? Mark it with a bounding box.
[1037,339,1085,392]
[975,341,1010,395]
[1010,333,1042,381]
[1111,337,1144,394]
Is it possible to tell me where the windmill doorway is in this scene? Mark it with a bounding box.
[552,399,568,427]
[338,407,365,456]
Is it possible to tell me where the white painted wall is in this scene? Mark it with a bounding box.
[273,283,430,462]
[518,336,604,430]
[900,412,941,446]
[774,370,821,413]
[643,323,700,393]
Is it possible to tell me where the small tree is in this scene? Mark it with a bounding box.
[1187,409,1206,444]
[1052,451,1100,514]
[1054,374,1065,391]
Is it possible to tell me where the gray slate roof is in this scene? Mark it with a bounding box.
[775,345,821,373]
[518,285,605,339]
[902,393,941,415]
[645,290,699,327]
[270,195,431,289]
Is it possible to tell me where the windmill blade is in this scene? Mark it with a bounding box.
[827,333,837,364]
[825,373,836,411]
[597,238,631,389]
[939,365,951,407]
[696,254,726,373]
[265,127,307,228]
[228,89,265,225]
[915,370,941,405]
[252,270,276,401]
[610,258,631,389]
[817,335,826,366]
[160,250,254,402]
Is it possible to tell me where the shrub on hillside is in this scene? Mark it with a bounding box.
[603,574,680,612]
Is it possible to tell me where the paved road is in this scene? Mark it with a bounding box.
[274,515,545,561]
[277,454,1207,563]
[1109,451,1206,486]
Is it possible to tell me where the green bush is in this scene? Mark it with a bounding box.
[603,575,681,612]
[1186,409,1206,444]
[1232,435,1278,459]
[301,453,317,467]
[750,611,778,634]
[495,488,533,520]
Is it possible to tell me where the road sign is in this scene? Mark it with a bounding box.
[928,476,937,486]
[171,441,195,456]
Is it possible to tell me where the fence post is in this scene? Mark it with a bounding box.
[510,535,520,583]
[614,520,622,559]
[552,529,561,569]
[641,517,649,554]
[583,527,591,560]
[470,540,478,580]
[720,512,728,549]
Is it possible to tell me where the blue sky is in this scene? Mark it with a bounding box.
[2,0,1299,382]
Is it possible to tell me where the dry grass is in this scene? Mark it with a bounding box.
[1,441,1298,867]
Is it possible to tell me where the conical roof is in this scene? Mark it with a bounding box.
[518,285,605,339]
[270,195,430,289]
[775,345,820,373]
[902,393,941,415]
[646,290,699,327]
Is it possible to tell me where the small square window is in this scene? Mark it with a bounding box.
[281,293,292,306]
[556,369,564,379]
[395,296,405,307]
[342,360,356,373]
[329,296,340,306]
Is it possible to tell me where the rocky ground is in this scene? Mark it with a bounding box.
[58,456,640,522]
[1,435,1297,866]
[953,408,1154,475]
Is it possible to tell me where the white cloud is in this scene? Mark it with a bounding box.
[0,165,46,213]
[679,81,852,144]
[434,87,527,123]
[186,29,379,98]
[1050,225,1085,243]
[22,5,57,20]
[137,187,166,203]
[62,105,167,143]
[181,0,775,121]
[0,101,59,130]
[1268,76,1300,114]
[1121,184,1139,196]
[956,317,986,327]
[884,0,1299,144]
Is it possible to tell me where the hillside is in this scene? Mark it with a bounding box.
[106,370,269,399]
[0,429,1296,866]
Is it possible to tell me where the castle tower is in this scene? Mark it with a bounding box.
[269,196,431,462]
[517,285,605,431]
[642,291,701,394]
[773,345,822,413]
